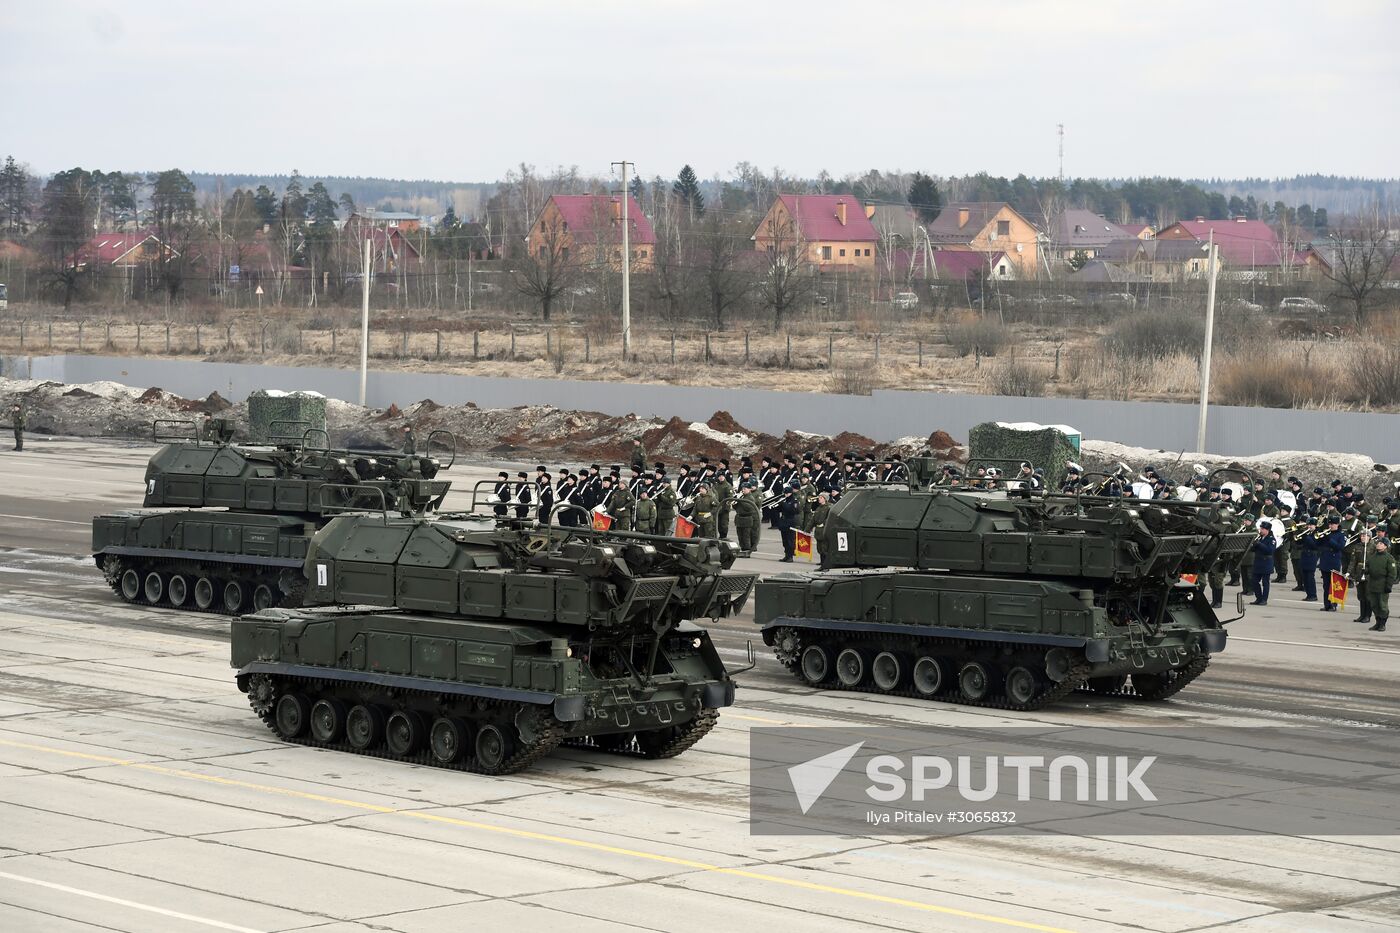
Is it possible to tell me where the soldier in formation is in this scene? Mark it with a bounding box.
[10,402,23,451]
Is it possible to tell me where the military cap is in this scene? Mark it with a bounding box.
[536,465,547,472]
[1278,503,1293,513]
[516,471,527,479]
[1260,520,1273,530]
[698,455,710,464]
[1331,478,1343,488]
[591,463,601,470]
[1305,516,1318,525]
[1313,486,1326,495]
[1345,507,1358,516]
[1327,516,1340,524]
[498,470,509,478]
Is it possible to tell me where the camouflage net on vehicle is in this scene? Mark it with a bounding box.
[967,421,1078,481]
[247,390,327,444]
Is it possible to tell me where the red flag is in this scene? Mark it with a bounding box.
[794,530,814,561]
[1180,573,1198,585]
[1329,571,1348,609]
[591,510,613,532]
[674,515,696,538]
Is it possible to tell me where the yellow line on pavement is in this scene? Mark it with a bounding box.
[0,737,1078,933]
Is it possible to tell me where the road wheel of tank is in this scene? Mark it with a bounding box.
[1005,667,1042,707]
[120,569,141,602]
[194,576,217,611]
[252,584,275,612]
[167,574,189,608]
[474,723,514,774]
[386,710,426,757]
[346,704,386,750]
[958,661,996,702]
[223,580,246,614]
[1087,675,1128,695]
[142,572,165,604]
[799,645,831,685]
[429,717,469,764]
[274,693,311,739]
[310,698,347,743]
[871,652,904,692]
[911,656,947,697]
[835,648,867,687]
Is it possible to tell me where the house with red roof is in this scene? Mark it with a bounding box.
[1155,218,1286,268]
[895,247,1017,282]
[925,202,1039,276]
[526,195,656,271]
[343,213,423,273]
[752,195,878,269]
[69,231,176,269]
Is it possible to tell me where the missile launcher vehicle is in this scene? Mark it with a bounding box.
[754,459,1253,710]
[92,418,455,614]
[233,508,757,774]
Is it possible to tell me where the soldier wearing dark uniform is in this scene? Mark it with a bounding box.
[1299,517,1321,601]
[654,467,677,537]
[555,472,578,527]
[1319,518,1347,611]
[11,403,25,451]
[1272,502,1293,583]
[776,485,799,562]
[712,471,734,541]
[492,471,512,519]
[1365,539,1397,631]
[513,471,533,521]
[1249,522,1277,605]
[536,471,554,525]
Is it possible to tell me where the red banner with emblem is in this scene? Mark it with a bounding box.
[673,515,696,538]
[794,530,814,561]
[591,510,613,532]
[1329,571,1348,609]
[1180,573,1198,585]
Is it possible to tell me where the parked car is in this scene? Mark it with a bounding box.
[1278,296,1327,314]
[1222,298,1263,313]
[892,291,919,310]
[1103,292,1137,306]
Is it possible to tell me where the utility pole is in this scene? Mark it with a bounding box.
[1057,124,1065,181]
[1195,232,1218,453]
[359,237,371,406]
[612,160,634,359]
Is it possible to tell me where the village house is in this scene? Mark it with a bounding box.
[68,231,176,269]
[752,194,879,269]
[924,201,1039,276]
[1085,238,1212,283]
[344,212,424,273]
[526,194,656,271]
[1046,209,1134,261]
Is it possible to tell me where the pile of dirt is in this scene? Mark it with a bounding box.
[0,375,964,468]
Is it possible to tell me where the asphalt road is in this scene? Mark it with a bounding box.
[2,437,1399,933]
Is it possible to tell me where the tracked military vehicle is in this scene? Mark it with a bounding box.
[232,506,757,774]
[754,459,1254,710]
[92,418,455,614]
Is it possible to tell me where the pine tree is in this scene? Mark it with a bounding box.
[305,181,338,225]
[0,155,33,235]
[441,204,459,229]
[628,175,644,204]
[253,185,278,226]
[672,164,705,217]
[907,172,942,224]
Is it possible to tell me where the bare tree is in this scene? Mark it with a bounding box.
[757,213,813,328]
[696,213,753,330]
[512,214,575,321]
[1323,206,1398,329]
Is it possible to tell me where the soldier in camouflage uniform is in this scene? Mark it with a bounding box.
[712,471,734,541]
[810,492,831,559]
[1366,538,1397,631]
[602,477,633,532]
[633,487,657,535]
[692,483,718,539]
[10,403,23,451]
[734,482,762,557]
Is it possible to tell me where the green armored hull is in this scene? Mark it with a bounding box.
[233,512,757,774]
[93,419,453,614]
[233,608,734,773]
[753,460,1253,710]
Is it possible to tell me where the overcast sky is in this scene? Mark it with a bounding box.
[4,0,1396,183]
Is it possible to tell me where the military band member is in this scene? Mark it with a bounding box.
[536,471,554,525]
[712,471,734,541]
[1319,517,1347,611]
[734,482,762,557]
[492,471,512,519]
[513,471,533,521]
[693,482,717,538]
[1365,538,1396,631]
[633,486,657,535]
